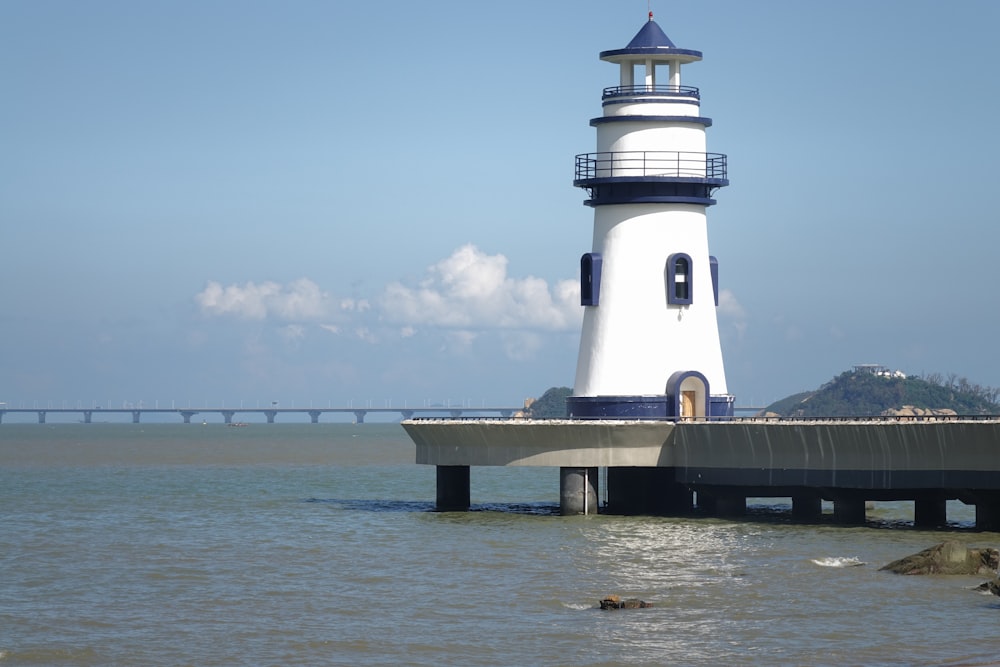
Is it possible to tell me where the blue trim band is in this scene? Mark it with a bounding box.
[600,47,703,60]
[590,115,713,127]
[568,395,671,419]
[575,179,726,207]
[566,393,734,420]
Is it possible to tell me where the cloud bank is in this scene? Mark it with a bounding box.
[194,245,582,355]
[196,278,330,320]
[380,244,580,331]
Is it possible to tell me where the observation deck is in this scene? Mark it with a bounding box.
[574,150,728,206]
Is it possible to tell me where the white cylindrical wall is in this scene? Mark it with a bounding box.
[573,203,728,397]
[596,122,707,156]
[603,100,701,118]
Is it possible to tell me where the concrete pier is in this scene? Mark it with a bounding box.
[436,466,470,512]
[403,418,1000,527]
[791,495,822,522]
[914,495,948,528]
[833,498,867,525]
[606,467,692,515]
[559,467,598,515]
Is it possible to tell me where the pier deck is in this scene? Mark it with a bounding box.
[402,418,1000,528]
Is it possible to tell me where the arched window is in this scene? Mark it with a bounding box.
[580,253,603,306]
[667,253,692,305]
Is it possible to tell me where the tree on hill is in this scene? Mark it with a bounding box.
[525,387,572,418]
[763,370,1000,418]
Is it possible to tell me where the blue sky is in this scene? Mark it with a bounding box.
[3,0,999,413]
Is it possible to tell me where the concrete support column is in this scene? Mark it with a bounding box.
[697,491,745,517]
[606,467,691,515]
[83,411,93,424]
[37,411,46,424]
[180,411,196,424]
[436,466,470,512]
[834,498,867,524]
[308,410,321,424]
[914,495,948,528]
[714,494,746,517]
[975,493,1000,532]
[560,467,598,516]
[222,410,235,424]
[131,411,141,424]
[265,410,277,423]
[353,410,367,424]
[792,495,823,522]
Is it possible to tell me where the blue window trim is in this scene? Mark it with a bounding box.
[710,255,719,306]
[667,252,692,305]
[581,253,603,306]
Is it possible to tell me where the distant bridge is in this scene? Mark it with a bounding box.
[0,406,521,425]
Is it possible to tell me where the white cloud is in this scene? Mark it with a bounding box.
[196,278,329,320]
[381,244,581,331]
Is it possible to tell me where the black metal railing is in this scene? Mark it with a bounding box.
[575,151,727,181]
[602,84,700,99]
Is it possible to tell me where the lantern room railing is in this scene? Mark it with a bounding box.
[575,151,727,181]
[602,84,700,100]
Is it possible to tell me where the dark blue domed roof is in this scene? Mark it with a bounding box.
[600,18,702,62]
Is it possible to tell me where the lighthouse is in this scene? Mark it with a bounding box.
[568,14,734,420]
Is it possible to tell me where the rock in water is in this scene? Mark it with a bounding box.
[973,578,1000,596]
[879,541,1000,576]
[599,594,653,610]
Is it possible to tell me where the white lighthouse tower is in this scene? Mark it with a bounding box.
[568,13,734,420]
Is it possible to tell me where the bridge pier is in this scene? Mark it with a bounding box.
[131,410,141,424]
[914,494,948,528]
[264,410,277,423]
[559,467,599,515]
[353,410,367,424]
[37,411,46,424]
[401,410,414,419]
[82,411,92,424]
[221,410,234,424]
[606,467,692,515]
[180,411,197,424]
[436,466,470,511]
[308,410,321,424]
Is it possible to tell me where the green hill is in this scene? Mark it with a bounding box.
[762,369,1000,418]
[524,387,572,418]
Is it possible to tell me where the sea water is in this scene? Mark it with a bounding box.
[2,423,999,666]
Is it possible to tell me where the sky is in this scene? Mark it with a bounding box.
[3,0,999,414]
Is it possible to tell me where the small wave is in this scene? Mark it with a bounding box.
[562,602,594,610]
[811,556,866,568]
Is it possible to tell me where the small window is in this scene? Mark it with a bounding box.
[580,253,603,306]
[667,253,692,305]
